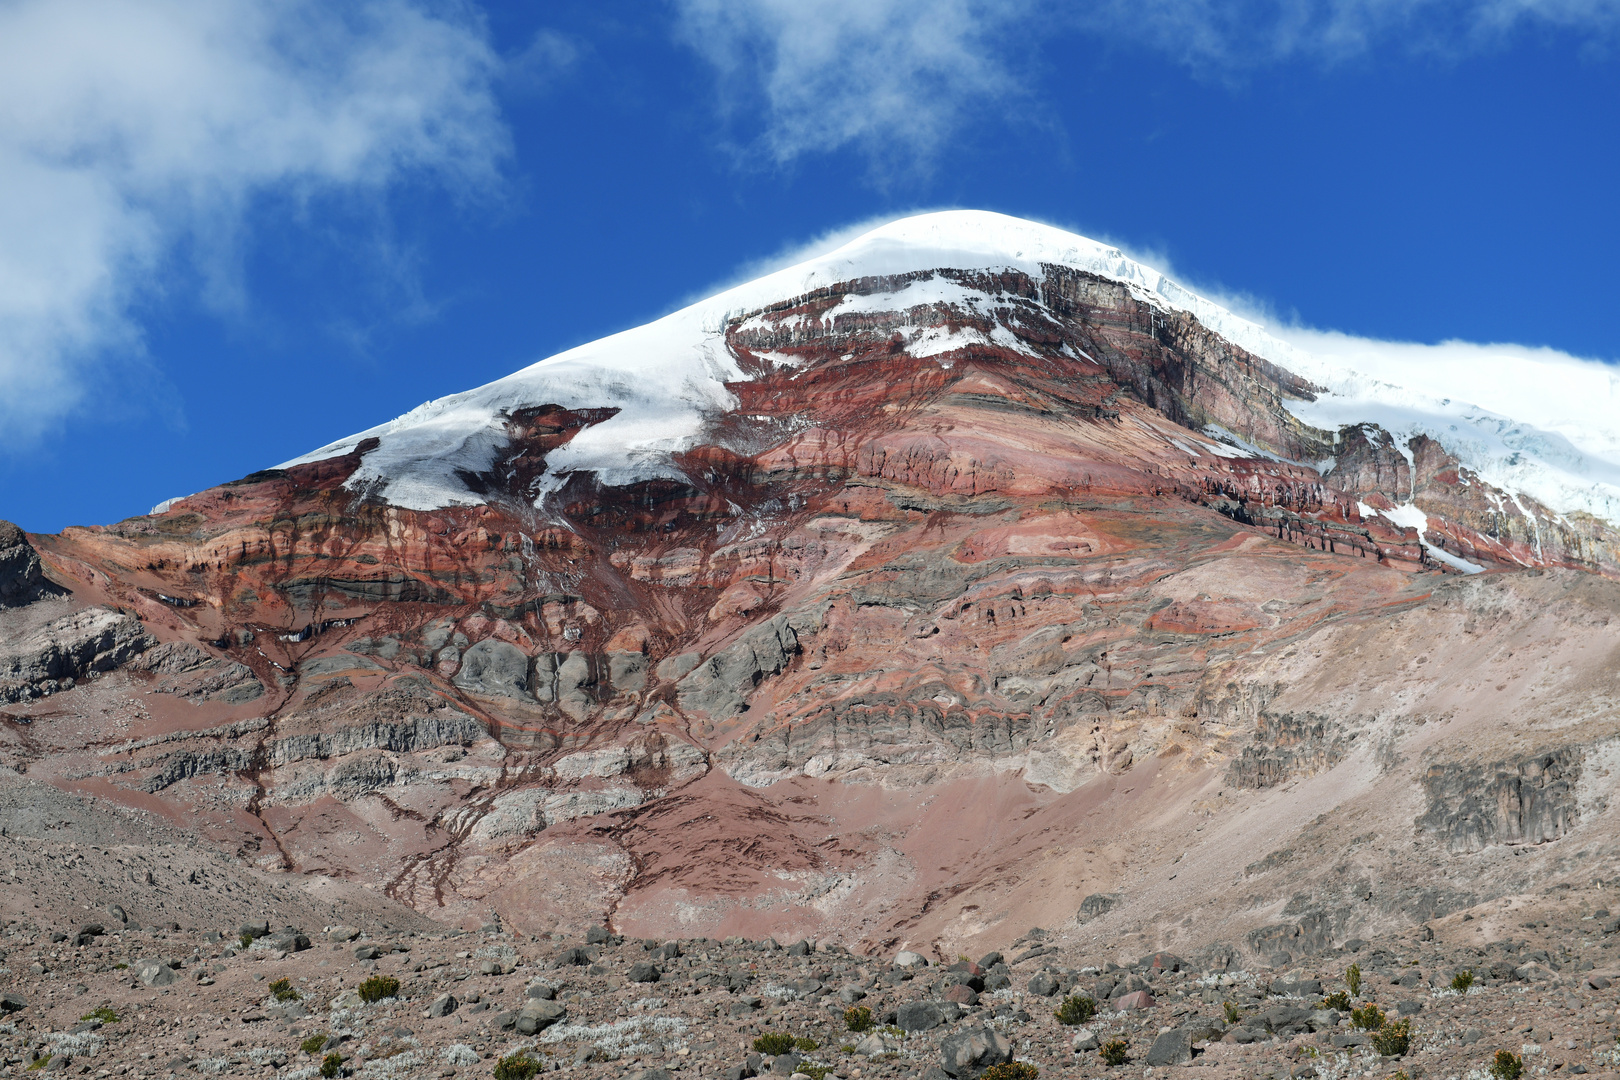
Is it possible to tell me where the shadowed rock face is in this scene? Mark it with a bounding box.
[6,261,1620,955]
[1419,750,1583,854]
[0,522,61,608]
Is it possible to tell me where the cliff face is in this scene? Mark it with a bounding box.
[10,248,1620,959]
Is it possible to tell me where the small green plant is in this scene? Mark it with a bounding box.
[1489,1050,1524,1080]
[794,1036,819,1052]
[797,1065,832,1080]
[1371,1018,1412,1056]
[844,1006,874,1032]
[112,962,128,970]
[319,1053,344,1079]
[1321,991,1351,1012]
[79,1007,118,1024]
[1054,994,1098,1025]
[879,1025,905,1039]
[1451,970,1475,993]
[753,1032,796,1056]
[1351,1003,1387,1031]
[269,977,301,1002]
[1347,963,1363,998]
[1100,1038,1129,1067]
[356,974,400,1003]
[300,1033,329,1056]
[983,1064,1040,1080]
[26,1055,50,1071]
[840,1045,856,1054]
[1386,1072,1410,1080]
[240,933,255,949]
[492,1053,542,1080]
[1223,1000,1243,1024]
[1302,1046,1320,1059]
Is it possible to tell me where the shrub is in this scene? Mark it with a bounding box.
[1054,995,1098,1025]
[1223,1000,1243,1024]
[1347,963,1362,998]
[357,975,400,1003]
[845,1006,874,1032]
[1386,1072,1410,1080]
[1371,1018,1412,1056]
[493,1054,542,1080]
[300,1033,329,1056]
[1451,970,1475,993]
[269,978,301,1002]
[1489,1050,1524,1080]
[319,1052,344,1079]
[1350,1004,1386,1031]
[80,1007,118,1024]
[753,1032,796,1056]
[794,1037,819,1052]
[797,1066,832,1080]
[983,1064,1040,1080]
[879,1025,905,1038]
[1100,1039,1129,1067]
[239,933,255,950]
[26,1055,50,1071]
[1321,991,1351,1012]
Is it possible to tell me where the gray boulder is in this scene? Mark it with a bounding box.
[939,1026,1012,1077]
[133,958,176,987]
[897,1000,961,1032]
[628,962,661,983]
[1145,1028,1194,1066]
[426,993,457,1018]
[515,999,565,1034]
[1071,1028,1100,1052]
[453,640,530,698]
[1027,972,1060,996]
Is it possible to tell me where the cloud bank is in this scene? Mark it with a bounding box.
[672,0,1620,170]
[0,0,509,441]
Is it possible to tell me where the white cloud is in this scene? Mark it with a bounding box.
[672,0,1620,170]
[0,0,510,442]
[671,0,1038,173]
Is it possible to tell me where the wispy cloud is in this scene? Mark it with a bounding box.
[672,0,1620,171]
[0,0,512,442]
[671,0,1039,175]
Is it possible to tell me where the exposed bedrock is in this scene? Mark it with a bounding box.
[0,522,63,608]
[0,607,155,703]
[1418,748,1584,854]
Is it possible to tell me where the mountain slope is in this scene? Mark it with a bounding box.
[12,210,1620,962]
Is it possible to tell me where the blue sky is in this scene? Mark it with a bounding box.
[2,0,1617,533]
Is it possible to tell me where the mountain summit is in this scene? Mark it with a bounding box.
[13,210,1620,956]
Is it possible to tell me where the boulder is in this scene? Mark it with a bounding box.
[138,963,177,987]
[516,1000,565,1035]
[425,993,457,1018]
[1145,1028,1194,1066]
[327,926,360,943]
[1027,972,1060,997]
[0,993,25,1013]
[895,950,929,968]
[628,962,661,983]
[939,1026,1012,1077]
[839,984,867,1003]
[1114,990,1155,1011]
[943,983,980,1006]
[897,1000,962,1032]
[1072,1028,1100,1052]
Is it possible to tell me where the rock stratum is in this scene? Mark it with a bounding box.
[6,211,1620,980]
